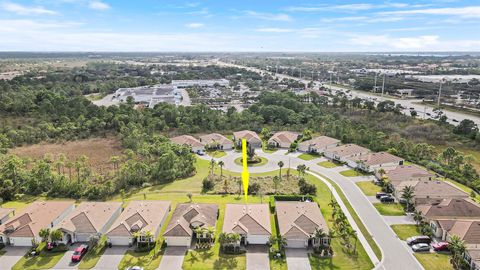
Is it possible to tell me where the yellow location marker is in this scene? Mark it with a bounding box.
[241,138,249,202]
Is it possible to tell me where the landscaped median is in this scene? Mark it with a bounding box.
[233,156,268,167]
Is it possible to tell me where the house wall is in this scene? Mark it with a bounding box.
[9,236,38,246]
[247,234,269,245]
[109,236,132,246]
[165,236,192,247]
[286,239,308,248]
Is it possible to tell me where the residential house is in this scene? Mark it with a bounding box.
[0,201,75,246]
[170,135,205,153]
[275,201,329,248]
[430,219,480,245]
[56,202,122,244]
[393,180,468,205]
[199,133,233,150]
[324,144,370,167]
[464,245,480,270]
[267,131,299,148]
[163,203,219,247]
[298,136,340,153]
[232,130,262,148]
[0,208,14,225]
[374,165,434,185]
[223,204,271,245]
[418,198,480,222]
[107,201,171,246]
[356,152,404,173]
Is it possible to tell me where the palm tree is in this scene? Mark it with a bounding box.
[347,227,358,254]
[448,235,467,270]
[207,227,215,243]
[144,230,153,248]
[278,161,284,179]
[297,164,307,177]
[218,232,227,251]
[413,210,423,226]
[218,161,225,178]
[39,228,50,243]
[210,159,216,175]
[273,176,280,194]
[313,228,327,248]
[401,185,415,212]
[50,229,63,245]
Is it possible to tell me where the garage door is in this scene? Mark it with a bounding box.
[109,237,131,246]
[247,235,269,245]
[165,236,191,247]
[287,239,307,248]
[10,237,33,246]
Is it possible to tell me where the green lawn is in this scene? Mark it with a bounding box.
[340,169,367,177]
[269,212,287,270]
[414,253,453,270]
[356,181,381,196]
[207,150,227,158]
[317,161,340,168]
[0,250,6,256]
[119,249,163,270]
[12,243,66,270]
[298,153,321,161]
[78,236,109,269]
[390,224,420,240]
[373,203,405,216]
[234,156,268,167]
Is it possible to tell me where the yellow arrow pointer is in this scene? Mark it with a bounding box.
[241,138,249,202]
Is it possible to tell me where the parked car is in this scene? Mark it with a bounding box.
[376,192,389,199]
[407,236,432,246]
[398,198,407,204]
[46,242,57,250]
[196,150,205,156]
[71,244,89,262]
[412,243,430,252]
[126,267,144,270]
[380,196,395,203]
[432,242,449,251]
[452,119,459,122]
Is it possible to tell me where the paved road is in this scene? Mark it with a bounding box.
[94,246,127,270]
[157,246,187,270]
[216,60,480,126]
[0,246,28,270]
[203,150,424,270]
[52,243,80,269]
[285,249,311,270]
[246,245,269,270]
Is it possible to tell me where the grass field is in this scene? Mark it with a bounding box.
[318,161,340,168]
[390,225,419,240]
[234,156,268,167]
[414,253,452,270]
[9,136,123,173]
[12,243,66,270]
[340,170,367,177]
[356,181,381,196]
[298,153,321,161]
[373,203,405,216]
[207,150,227,158]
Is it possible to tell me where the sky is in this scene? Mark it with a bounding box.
[0,0,479,52]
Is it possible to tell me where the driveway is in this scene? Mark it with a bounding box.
[383,214,416,225]
[157,246,187,270]
[0,246,29,270]
[286,249,311,270]
[94,246,127,270]
[246,245,269,270]
[52,243,81,269]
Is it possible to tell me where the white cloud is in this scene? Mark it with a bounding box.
[285,3,432,13]
[348,34,440,50]
[380,6,480,18]
[0,19,82,32]
[245,11,292,21]
[256,28,294,33]
[186,23,204,28]
[1,2,56,15]
[88,0,110,10]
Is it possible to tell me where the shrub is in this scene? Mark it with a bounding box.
[202,177,214,193]
[249,183,260,194]
[299,180,317,195]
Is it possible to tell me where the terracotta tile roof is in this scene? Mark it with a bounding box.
[417,199,480,220]
[56,202,122,234]
[233,130,262,143]
[298,136,340,150]
[223,204,271,236]
[170,135,204,148]
[0,201,74,238]
[163,203,218,237]
[199,133,232,146]
[325,144,370,158]
[276,201,328,239]
[379,165,434,183]
[357,152,404,166]
[395,180,468,202]
[268,131,299,145]
[107,201,171,237]
[441,220,480,244]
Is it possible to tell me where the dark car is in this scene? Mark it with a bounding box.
[71,244,89,262]
[380,196,395,203]
[412,243,430,252]
[432,242,449,251]
[375,192,389,199]
[406,236,431,246]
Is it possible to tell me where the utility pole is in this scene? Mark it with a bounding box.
[374,72,378,93]
[437,79,443,107]
[381,73,386,97]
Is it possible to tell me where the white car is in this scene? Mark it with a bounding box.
[412,243,430,252]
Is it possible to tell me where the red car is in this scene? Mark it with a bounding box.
[71,244,89,262]
[432,242,449,251]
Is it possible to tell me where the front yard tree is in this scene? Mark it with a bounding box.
[448,235,467,269]
[297,164,307,177]
[210,159,216,175]
[278,161,284,179]
[218,161,224,178]
[401,185,415,212]
[39,228,50,242]
[50,229,62,245]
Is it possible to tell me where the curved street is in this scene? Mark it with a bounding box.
[201,149,424,270]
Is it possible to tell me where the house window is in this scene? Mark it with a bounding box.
[322,238,329,246]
